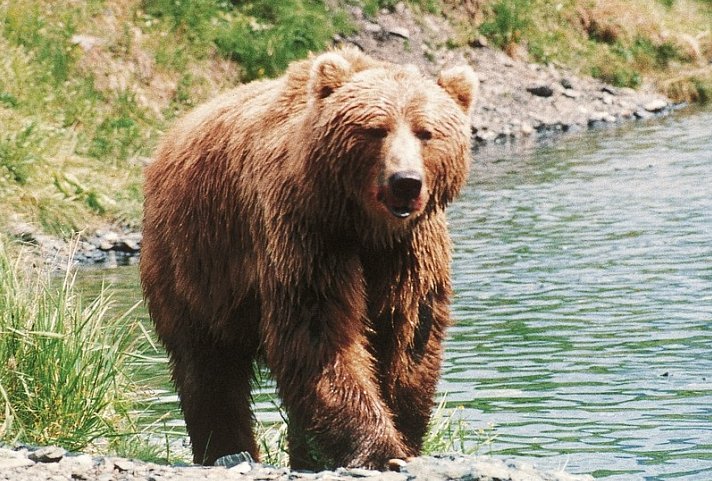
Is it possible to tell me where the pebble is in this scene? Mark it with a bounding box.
[28,447,66,464]
[387,27,410,39]
[526,85,554,97]
[644,99,668,112]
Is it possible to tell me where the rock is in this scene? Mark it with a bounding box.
[112,239,140,253]
[214,451,254,468]
[644,99,668,112]
[336,467,382,477]
[520,122,534,136]
[588,111,616,124]
[70,34,103,52]
[387,26,410,39]
[470,35,489,48]
[0,448,35,469]
[602,85,618,95]
[229,461,252,474]
[364,22,382,34]
[526,85,555,98]
[475,130,498,143]
[28,446,65,463]
[635,109,654,119]
[562,89,581,99]
[560,78,574,89]
[401,456,595,481]
[1,447,595,481]
[386,458,408,472]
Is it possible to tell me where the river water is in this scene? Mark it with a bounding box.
[82,109,712,480]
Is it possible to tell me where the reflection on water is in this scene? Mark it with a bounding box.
[79,109,712,480]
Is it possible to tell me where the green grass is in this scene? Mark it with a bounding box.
[466,0,712,92]
[479,0,531,52]
[0,239,147,451]
[145,0,353,82]
[361,0,441,17]
[0,0,355,239]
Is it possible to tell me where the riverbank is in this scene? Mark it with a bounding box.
[0,446,593,481]
[5,2,676,269]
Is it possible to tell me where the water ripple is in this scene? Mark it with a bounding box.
[445,109,712,480]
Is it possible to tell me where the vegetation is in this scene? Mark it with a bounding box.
[0,239,145,451]
[457,0,712,97]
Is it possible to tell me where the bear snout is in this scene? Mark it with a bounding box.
[377,170,424,219]
[389,171,422,201]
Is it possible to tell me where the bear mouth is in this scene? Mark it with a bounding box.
[388,204,413,218]
[377,189,420,219]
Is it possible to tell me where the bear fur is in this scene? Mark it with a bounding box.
[140,47,477,470]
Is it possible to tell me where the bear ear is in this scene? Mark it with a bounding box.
[309,52,353,100]
[437,65,479,116]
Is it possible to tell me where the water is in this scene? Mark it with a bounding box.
[80,109,712,479]
[446,109,712,480]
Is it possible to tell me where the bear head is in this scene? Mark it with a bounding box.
[302,48,478,237]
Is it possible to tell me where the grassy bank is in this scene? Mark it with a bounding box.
[447,0,712,101]
[0,238,144,452]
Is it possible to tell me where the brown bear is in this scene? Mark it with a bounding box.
[140,47,477,470]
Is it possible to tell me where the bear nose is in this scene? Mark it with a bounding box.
[388,171,423,201]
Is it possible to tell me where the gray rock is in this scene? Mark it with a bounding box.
[28,446,65,463]
[560,78,574,89]
[364,22,382,34]
[387,27,410,39]
[335,467,381,477]
[644,99,668,112]
[526,85,555,98]
[214,451,254,468]
[0,456,35,469]
[229,461,252,474]
[470,35,489,48]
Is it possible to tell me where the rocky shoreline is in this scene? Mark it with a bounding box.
[0,446,593,481]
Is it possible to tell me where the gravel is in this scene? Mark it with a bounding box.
[0,446,594,481]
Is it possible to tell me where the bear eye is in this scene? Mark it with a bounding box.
[363,127,389,140]
[415,129,433,141]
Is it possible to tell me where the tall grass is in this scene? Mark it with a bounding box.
[0,239,144,452]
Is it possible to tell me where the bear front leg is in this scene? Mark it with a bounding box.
[262,283,412,470]
[378,292,451,455]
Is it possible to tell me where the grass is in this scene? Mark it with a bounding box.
[0,238,146,452]
[456,0,712,99]
[0,0,350,240]
[251,394,492,467]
